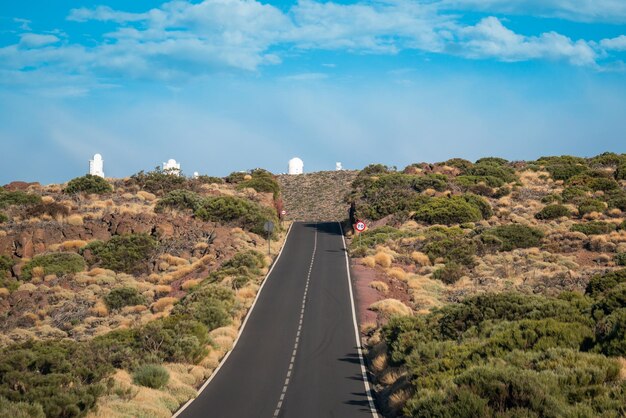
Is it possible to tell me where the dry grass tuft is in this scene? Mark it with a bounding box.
[137,191,157,201]
[181,279,201,290]
[151,297,178,313]
[369,298,412,317]
[31,266,45,279]
[0,288,9,298]
[388,267,407,281]
[362,256,376,268]
[388,388,412,413]
[370,281,389,293]
[380,367,406,386]
[91,301,109,317]
[411,251,430,266]
[155,285,172,296]
[59,239,88,251]
[374,251,393,268]
[66,214,84,226]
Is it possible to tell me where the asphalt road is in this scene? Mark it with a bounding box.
[176,222,377,418]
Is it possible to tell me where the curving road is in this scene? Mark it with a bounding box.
[175,222,378,418]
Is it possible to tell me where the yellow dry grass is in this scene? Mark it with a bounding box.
[370,281,389,293]
[387,267,407,281]
[388,388,412,413]
[155,285,172,295]
[91,301,109,317]
[31,266,45,278]
[369,298,412,317]
[0,288,10,298]
[181,279,201,290]
[162,254,189,266]
[59,239,88,251]
[370,349,388,374]
[362,256,376,268]
[66,214,84,226]
[151,297,178,313]
[380,367,406,386]
[18,283,37,293]
[137,191,157,201]
[374,251,393,268]
[410,251,430,266]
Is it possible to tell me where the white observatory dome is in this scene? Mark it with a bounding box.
[288,157,304,175]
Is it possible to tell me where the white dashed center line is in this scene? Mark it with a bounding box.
[273,226,317,417]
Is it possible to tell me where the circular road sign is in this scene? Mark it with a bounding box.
[280,210,287,216]
[355,220,366,232]
[264,221,275,232]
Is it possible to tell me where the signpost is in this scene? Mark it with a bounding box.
[264,221,274,255]
[354,219,366,246]
[280,210,286,228]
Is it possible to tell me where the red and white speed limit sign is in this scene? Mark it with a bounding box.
[280,210,287,216]
[355,220,367,232]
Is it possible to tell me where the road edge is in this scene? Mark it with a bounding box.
[173,223,295,418]
[339,222,380,418]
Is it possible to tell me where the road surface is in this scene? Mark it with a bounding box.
[176,222,377,418]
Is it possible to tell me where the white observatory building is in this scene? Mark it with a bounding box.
[89,154,105,178]
[163,159,181,176]
[288,157,304,175]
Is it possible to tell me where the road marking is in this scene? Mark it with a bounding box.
[339,222,380,418]
[273,225,318,418]
[173,224,295,418]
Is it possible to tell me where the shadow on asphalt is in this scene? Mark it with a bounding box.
[302,222,345,236]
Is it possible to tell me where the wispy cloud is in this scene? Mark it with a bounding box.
[0,0,624,94]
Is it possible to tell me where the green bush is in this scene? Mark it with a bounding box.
[422,234,476,267]
[138,317,210,364]
[592,282,626,319]
[0,340,111,417]
[595,308,626,356]
[414,196,483,225]
[222,250,265,272]
[578,198,606,216]
[224,171,248,184]
[82,234,158,275]
[432,262,464,284]
[0,212,7,223]
[104,287,146,311]
[463,162,517,183]
[570,221,616,236]
[236,171,280,197]
[616,253,626,266]
[475,157,508,166]
[172,284,235,330]
[0,255,12,275]
[193,175,223,184]
[132,364,169,389]
[195,195,278,236]
[456,175,505,188]
[155,189,202,213]
[412,174,448,192]
[0,397,45,418]
[130,167,187,195]
[545,163,589,181]
[589,152,625,168]
[615,162,626,180]
[0,190,41,209]
[607,194,626,211]
[535,204,570,220]
[561,185,590,203]
[541,194,562,204]
[443,158,473,171]
[64,175,112,194]
[461,193,492,219]
[585,269,626,297]
[22,252,86,280]
[481,224,544,251]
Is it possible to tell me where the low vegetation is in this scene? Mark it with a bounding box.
[65,175,112,195]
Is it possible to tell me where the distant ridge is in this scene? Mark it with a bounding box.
[277,171,358,222]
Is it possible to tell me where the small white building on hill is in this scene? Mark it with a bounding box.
[163,159,181,175]
[288,157,304,175]
[89,154,105,178]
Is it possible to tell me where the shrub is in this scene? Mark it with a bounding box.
[475,157,508,166]
[456,175,504,188]
[589,152,625,168]
[432,262,464,284]
[461,193,492,219]
[443,158,473,171]
[463,162,517,183]
[236,171,280,197]
[82,234,158,275]
[423,237,476,267]
[354,173,424,220]
[482,224,544,251]
[595,308,626,356]
[194,175,223,184]
[616,253,626,266]
[607,194,626,211]
[535,204,570,220]
[577,199,605,216]
[0,190,41,209]
[0,397,45,418]
[0,212,8,223]
[615,162,626,180]
[155,189,202,213]
[64,175,112,194]
[561,185,590,203]
[132,364,170,389]
[545,163,589,181]
[222,250,265,273]
[195,195,278,235]
[570,221,616,236]
[586,269,626,297]
[0,255,12,275]
[414,196,483,225]
[22,252,85,280]
[412,174,448,192]
[225,171,248,184]
[137,317,209,363]
[130,167,187,195]
[24,202,70,218]
[104,287,147,311]
[592,282,626,319]
[172,284,235,330]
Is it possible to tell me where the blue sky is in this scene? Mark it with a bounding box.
[1,0,626,184]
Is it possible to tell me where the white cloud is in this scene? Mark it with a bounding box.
[67,6,149,23]
[440,0,626,23]
[601,35,626,51]
[13,18,31,31]
[455,17,597,66]
[19,33,60,48]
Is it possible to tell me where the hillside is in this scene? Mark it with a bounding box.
[343,155,626,417]
[0,169,288,417]
[277,170,358,222]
